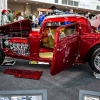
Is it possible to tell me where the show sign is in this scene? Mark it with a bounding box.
[37,8,53,12]
[78,0,91,9]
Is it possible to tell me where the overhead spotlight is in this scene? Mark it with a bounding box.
[26,3,28,4]
[15,0,17,1]
[43,5,44,6]
[36,2,38,4]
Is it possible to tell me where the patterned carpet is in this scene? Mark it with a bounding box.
[0,58,100,100]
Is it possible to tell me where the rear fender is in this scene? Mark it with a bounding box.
[86,43,100,62]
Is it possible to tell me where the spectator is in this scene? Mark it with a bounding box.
[38,12,45,27]
[29,14,33,21]
[64,9,74,25]
[67,9,74,14]
[32,13,36,28]
[1,9,10,25]
[17,12,24,21]
[7,9,14,22]
[24,11,29,19]
[35,15,39,28]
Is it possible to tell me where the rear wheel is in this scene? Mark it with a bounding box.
[0,48,5,65]
[89,47,100,73]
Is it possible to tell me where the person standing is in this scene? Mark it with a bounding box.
[64,9,74,25]
[17,12,24,21]
[7,9,14,22]
[69,9,74,14]
[1,9,10,25]
[24,11,29,19]
[32,13,36,28]
[67,9,74,14]
[35,15,39,28]
[38,12,45,27]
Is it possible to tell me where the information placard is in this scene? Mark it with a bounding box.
[0,90,47,100]
[79,90,100,100]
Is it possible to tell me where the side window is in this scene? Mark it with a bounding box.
[59,25,76,39]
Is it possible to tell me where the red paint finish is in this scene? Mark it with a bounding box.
[8,37,28,43]
[39,48,53,53]
[50,23,80,75]
[78,34,100,62]
[0,19,31,32]
[29,31,41,58]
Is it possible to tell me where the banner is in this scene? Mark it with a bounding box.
[78,0,91,9]
[37,8,53,12]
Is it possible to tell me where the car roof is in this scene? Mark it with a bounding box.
[45,14,86,19]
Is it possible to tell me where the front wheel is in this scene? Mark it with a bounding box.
[89,47,100,73]
[0,48,5,65]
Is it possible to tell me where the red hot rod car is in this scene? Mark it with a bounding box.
[0,14,100,75]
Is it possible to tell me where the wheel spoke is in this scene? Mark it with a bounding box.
[94,53,100,71]
[96,55,100,60]
[96,64,100,70]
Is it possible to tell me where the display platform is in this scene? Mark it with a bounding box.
[79,90,100,100]
[0,90,47,100]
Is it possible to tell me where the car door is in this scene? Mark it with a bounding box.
[50,23,80,75]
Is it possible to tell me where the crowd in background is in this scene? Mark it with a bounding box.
[1,8,95,28]
[1,9,46,28]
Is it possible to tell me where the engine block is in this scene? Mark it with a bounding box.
[4,37,29,56]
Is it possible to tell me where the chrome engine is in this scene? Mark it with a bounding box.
[4,38,29,56]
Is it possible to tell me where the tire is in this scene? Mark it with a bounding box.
[0,48,5,65]
[89,47,100,73]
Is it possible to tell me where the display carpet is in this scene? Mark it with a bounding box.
[0,58,100,100]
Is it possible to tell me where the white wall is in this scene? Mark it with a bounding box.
[91,0,100,10]
[8,2,25,12]
[8,3,32,14]
[25,4,32,14]
[32,0,55,4]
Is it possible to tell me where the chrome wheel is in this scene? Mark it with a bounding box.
[94,52,100,71]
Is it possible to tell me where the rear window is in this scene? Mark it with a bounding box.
[46,22,71,26]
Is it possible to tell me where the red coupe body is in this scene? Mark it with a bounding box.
[0,14,100,75]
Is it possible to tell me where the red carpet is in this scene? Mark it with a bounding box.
[4,68,43,80]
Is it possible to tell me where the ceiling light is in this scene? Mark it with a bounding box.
[36,2,38,4]
[43,5,44,6]
[26,3,28,4]
[15,0,17,1]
